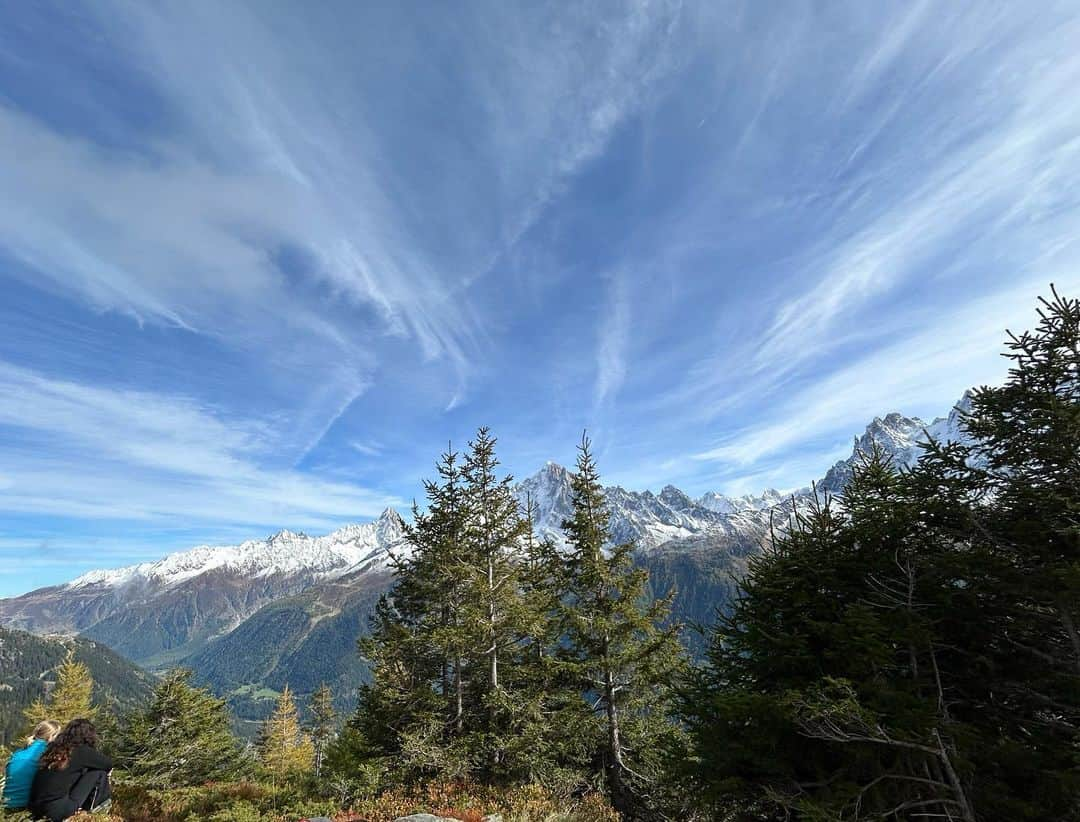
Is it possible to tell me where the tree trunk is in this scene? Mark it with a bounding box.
[441,604,450,714]
[933,729,976,822]
[487,551,499,776]
[454,653,464,734]
[605,666,631,817]
[1058,595,1080,674]
[488,555,499,694]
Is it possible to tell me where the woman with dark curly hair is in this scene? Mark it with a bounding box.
[28,718,112,821]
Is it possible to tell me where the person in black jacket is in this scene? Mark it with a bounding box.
[28,718,112,821]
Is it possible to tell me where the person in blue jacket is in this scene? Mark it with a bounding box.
[2,720,61,810]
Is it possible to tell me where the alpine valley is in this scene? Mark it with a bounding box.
[0,395,972,726]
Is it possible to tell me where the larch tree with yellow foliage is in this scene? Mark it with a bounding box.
[24,651,96,728]
[258,685,315,780]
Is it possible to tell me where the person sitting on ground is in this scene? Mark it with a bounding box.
[2,720,62,810]
[28,718,112,821]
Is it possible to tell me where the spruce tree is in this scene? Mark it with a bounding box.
[680,450,981,820]
[400,445,473,740]
[679,288,1080,821]
[459,427,533,778]
[353,593,448,780]
[117,668,245,787]
[351,431,568,787]
[938,285,1080,816]
[964,285,1079,670]
[559,435,685,818]
[260,685,315,780]
[352,445,472,781]
[505,495,589,785]
[24,651,95,727]
[309,683,337,779]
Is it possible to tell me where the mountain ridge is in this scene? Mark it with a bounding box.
[0,394,973,718]
[66,508,407,593]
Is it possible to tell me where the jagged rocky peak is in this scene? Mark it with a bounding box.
[520,461,573,493]
[658,484,695,511]
[744,488,787,509]
[947,390,975,429]
[819,394,973,494]
[515,465,772,553]
[374,506,406,541]
[516,461,575,530]
[268,528,306,545]
[697,487,788,514]
[697,490,738,514]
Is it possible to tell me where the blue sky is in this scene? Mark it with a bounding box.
[2,1,1080,595]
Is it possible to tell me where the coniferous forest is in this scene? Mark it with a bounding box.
[2,288,1077,820]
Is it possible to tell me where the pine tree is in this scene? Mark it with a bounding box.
[309,683,337,779]
[260,685,315,780]
[24,651,95,728]
[117,668,245,787]
[559,435,685,818]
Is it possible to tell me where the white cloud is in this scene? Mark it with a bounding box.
[0,1,684,426]
[0,361,400,527]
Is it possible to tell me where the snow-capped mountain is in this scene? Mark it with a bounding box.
[516,392,974,562]
[819,391,973,494]
[697,488,787,514]
[0,393,975,681]
[0,508,407,665]
[67,509,406,592]
[517,464,785,556]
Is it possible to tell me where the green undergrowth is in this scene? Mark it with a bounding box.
[0,780,618,822]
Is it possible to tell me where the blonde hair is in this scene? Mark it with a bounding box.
[29,720,62,745]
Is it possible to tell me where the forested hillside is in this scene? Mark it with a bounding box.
[185,569,392,732]
[0,627,154,747]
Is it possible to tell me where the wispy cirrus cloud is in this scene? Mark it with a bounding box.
[0,360,399,527]
[752,6,1080,376]
[594,272,631,410]
[4,1,1080,595]
[349,441,383,458]
[1,0,679,418]
[692,277,1077,471]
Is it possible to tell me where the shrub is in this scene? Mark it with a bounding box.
[109,780,337,822]
[105,779,616,822]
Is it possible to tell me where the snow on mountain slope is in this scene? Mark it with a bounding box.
[515,464,784,554]
[697,488,787,514]
[67,508,406,592]
[819,391,973,494]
